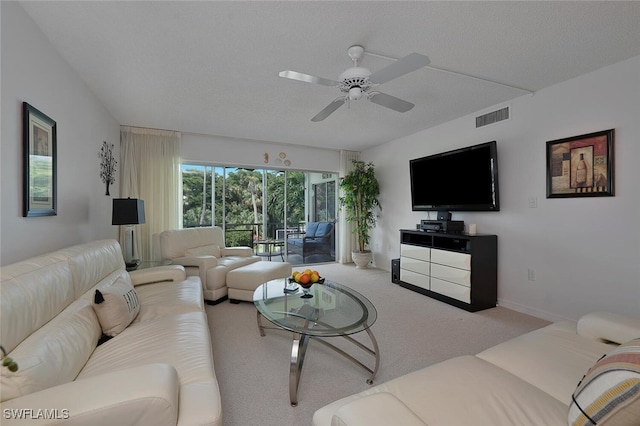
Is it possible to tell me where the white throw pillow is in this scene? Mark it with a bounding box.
[92,278,140,337]
[185,244,221,257]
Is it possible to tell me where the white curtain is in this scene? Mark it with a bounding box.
[338,150,359,263]
[120,127,181,261]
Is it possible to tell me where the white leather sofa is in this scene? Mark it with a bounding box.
[313,311,640,426]
[0,239,221,426]
[156,226,261,303]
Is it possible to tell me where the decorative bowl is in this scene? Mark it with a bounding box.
[288,276,325,288]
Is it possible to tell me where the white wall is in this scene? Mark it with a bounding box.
[1,2,120,265]
[364,55,640,322]
[181,133,340,173]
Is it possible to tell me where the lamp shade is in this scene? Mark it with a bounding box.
[112,198,145,225]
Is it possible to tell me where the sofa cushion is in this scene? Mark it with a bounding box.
[0,256,75,354]
[158,227,225,260]
[313,355,569,426]
[306,222,319,237]
[569,338,640,426]
[92,278,141,337]
[476,321,616,404]
[134,277,204,322]
[0,300,102,402]
[77,311,221,426]
[287,237,304,248]
[185,244,221,258]
[315,222,332,238]
[331,392,426,426]
[57,239,127,299]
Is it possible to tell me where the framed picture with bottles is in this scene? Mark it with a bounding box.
[546,129,614,198]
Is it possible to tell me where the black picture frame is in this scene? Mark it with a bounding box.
[546,129,614,198]
[23,102,57,217]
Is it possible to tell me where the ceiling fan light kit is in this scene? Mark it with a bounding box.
[279,45,430,121]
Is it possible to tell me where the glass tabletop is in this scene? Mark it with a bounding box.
[253,278,377,337]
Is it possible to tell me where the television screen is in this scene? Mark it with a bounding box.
[410,141,499,212]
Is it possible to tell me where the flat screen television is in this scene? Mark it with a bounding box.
[410,140,500,212]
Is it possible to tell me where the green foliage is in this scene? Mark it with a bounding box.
[339,160,381,252]
[182,166,307,241]
[30,156,52,199]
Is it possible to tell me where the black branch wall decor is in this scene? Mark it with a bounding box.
[99,141,117,196]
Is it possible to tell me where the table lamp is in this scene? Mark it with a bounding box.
[112,198,145,269]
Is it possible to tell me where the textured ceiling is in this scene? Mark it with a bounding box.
[19,1,640,152]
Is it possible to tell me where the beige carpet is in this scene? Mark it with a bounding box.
[205,263,549,426]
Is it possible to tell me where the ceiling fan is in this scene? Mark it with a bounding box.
[279,45,430,122]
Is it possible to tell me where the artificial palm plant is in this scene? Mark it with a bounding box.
[339,160,381,261]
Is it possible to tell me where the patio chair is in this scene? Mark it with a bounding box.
[286,221,334,262]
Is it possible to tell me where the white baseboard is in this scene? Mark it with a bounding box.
[497,298,575,323]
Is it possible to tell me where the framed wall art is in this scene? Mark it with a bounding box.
[546,129,614,198]
[23,102,57,216]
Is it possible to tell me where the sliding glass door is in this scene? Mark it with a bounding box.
[181,164,336,265]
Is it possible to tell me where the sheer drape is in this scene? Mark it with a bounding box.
[120,127,181,261]
[338,150,359,263]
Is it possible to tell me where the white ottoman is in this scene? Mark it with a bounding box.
[227,261,292,303]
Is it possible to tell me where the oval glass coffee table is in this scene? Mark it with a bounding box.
[253,278,380,406]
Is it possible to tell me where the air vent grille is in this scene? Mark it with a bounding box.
[476,106,510,128]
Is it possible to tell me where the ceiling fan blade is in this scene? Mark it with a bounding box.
[368,53,430,85]
[311,98,345,122]
[279,70,340,87]
[368,92,415,113]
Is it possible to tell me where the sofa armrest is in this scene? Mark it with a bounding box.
[170,256,218,288]
[577,311,640,344]
[221,247,253,257]
[329,392,427,426]
[171,255,218,269]
[0,363,179,426]
[129,265,186,286]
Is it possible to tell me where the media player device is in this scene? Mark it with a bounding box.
[391,258,401,284]
[437,211,452,221]
[420,219,465,233]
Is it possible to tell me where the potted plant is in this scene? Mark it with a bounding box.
[339,160,381,268]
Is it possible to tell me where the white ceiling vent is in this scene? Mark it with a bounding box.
[476,106,510,128]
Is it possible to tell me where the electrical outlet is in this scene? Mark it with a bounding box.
[528,196,537,208]
[527,268,536,281]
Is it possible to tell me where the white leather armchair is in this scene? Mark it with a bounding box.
[156,226,260,303]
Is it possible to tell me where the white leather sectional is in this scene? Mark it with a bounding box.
[313,311,640,426]
[0,239,221,426]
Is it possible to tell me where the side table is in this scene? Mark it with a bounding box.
[253,239,285,261]
[126,260,168,272]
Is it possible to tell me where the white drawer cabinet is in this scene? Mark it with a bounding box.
[430,277,471,303]
[401,256,431,276]
[430,262,471,288]
[400,268,430,290]
[401,244,430,262]
[397,230,497,312]
[430,249,471,270]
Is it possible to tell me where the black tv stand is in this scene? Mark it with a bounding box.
[398,229,497,312]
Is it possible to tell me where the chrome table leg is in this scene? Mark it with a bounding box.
[256,309,266,337]
[289,332,310,406]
